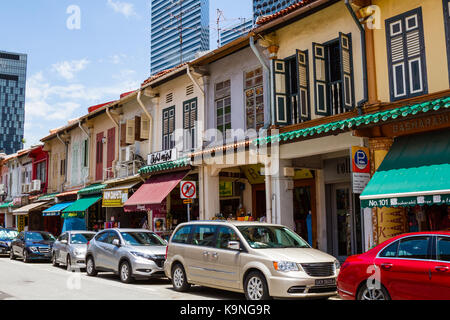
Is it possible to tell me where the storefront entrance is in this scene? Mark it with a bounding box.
[293,179,316,246]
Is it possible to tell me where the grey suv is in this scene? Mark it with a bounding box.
[85,228,167,283]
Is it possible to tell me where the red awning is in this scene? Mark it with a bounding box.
[123,171,189,212]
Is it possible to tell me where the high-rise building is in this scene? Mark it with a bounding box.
[253,0,300,22]
[151,0,210,75]
[0,50,27,155]
[219,19,253,47]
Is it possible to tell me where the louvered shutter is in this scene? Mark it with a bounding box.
[339,33,355,110]
[140,115,150,140]
[126,119,135,145]
[120,123,127,147]
[190,99,197,149]
[296,49,310,121]
[313,43,329,115]
[386,8,427,101]
[272,59,289,125]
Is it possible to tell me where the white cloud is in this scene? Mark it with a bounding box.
[51,59,90,80]
[107,0,138,18]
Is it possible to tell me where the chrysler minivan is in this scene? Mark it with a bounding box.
[164,221,340,300]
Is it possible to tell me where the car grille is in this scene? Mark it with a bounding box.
[308,286,337,294]
[301,263,334,277]
[37,247,50,253]
[155,259,165,268]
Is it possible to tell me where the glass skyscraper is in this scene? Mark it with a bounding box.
[0,50,27,155]
[219,19,253,47]
[253,0,300,22]
[151,0,210,75]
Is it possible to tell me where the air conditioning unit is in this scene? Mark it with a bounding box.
[0,184,5,195]
[124,146,135,162]
[31,180,41,192]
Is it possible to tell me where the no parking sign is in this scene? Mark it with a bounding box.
[180,181,197,199]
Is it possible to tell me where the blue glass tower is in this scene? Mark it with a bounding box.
[151,0,210,75]
[253,0,300,22]
[0,50,27,155]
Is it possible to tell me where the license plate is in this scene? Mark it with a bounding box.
[315,278,336,286]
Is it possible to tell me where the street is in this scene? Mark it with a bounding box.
[0,256,245,300]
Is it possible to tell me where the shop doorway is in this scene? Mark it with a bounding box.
[328,183,354,261]
[293,179,316,247]
[252,184,266,221]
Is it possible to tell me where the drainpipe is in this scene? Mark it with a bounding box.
[345,0,368,115]
[106,107,120,179]
[250,36,273,128]
[137,90,153,154]
[187,66,206,219]
[79,121,90,187]
[56,133,68,192]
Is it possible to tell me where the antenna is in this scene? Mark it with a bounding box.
[163,0,201,65]
[216,9,225,48]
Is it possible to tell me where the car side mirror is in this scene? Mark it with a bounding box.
[61,240,68,245]
[112,239,121,247]
[227,241,241,251]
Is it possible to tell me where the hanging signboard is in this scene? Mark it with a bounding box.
[351,146,371,194]
[102,189,129,207]
[147,148,177,166]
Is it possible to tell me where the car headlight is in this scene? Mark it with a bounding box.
[334,260,340,272]
[273,261,300,272]
[29,247,38,253]
[130,251,156,260]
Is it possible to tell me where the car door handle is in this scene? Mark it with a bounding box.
[380,263,393,271]
[203,251,209,257]
[435,266,449,272]
[211,252,218,259]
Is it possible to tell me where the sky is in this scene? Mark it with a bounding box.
[0,0,253,150]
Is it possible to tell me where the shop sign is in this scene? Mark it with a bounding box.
[102,189,128,207]
[13,196,28,207]
[243,164,313,184]
[324,157,351,183]
[62,212,86,219]
[384,113,450,137]
[351,146,370,194]
[17,215,25,232]
[219,181,233,197]
[147,148,177,166]
[361,194,450,208]
[180,181,197,199]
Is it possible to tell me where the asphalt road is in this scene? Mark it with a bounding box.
[0,255,341,300]
[0,255,245,300]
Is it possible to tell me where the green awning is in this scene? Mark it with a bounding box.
[61,196,102,218]
[78,184,107,196]
[139,157,190,175]
[0,202,13,209]
[360,129,450,208]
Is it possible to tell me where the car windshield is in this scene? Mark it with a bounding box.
[120,232,165,246]
[70,233,95,244]
[237,226,311,249]
[0,229,18,240]
[25,232,55,242]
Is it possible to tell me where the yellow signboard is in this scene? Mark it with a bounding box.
[17,215,25,232]
[102,189,129,208]
[219,181,233,197]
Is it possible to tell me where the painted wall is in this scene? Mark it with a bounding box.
[45,138,66,193]
[274,1,364,119]
[372,0,449,102]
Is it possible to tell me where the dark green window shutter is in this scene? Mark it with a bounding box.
[313,43,329,116]
[272,59,289,125]
[296,49,310,121]
[339,33,355,110]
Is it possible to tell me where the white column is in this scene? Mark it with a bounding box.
[271,159,294,230]
[315,169,327,252]
[202,165,220,220]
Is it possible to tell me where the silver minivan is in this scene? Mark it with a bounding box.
[164,221,340,300]
[85,228,167,283]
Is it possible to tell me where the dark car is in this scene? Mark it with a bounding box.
[0,228,19,255]
[10,231,56,263]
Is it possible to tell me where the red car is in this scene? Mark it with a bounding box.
[337,231,450,300]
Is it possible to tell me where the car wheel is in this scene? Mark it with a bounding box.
[23,250,30,263]
[66,255,72,271]
[357,283,391,300]
[10,248,16,260]
[171,264,190,292]
[52,253,59,267]
[244,271,271,300]
[119,261,134,284]
[86,256,97,276]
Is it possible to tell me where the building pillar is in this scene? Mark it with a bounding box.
[271,159,294,230]
[369,137,406,245]
[202,166,220,220]
[315,169,327,251]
